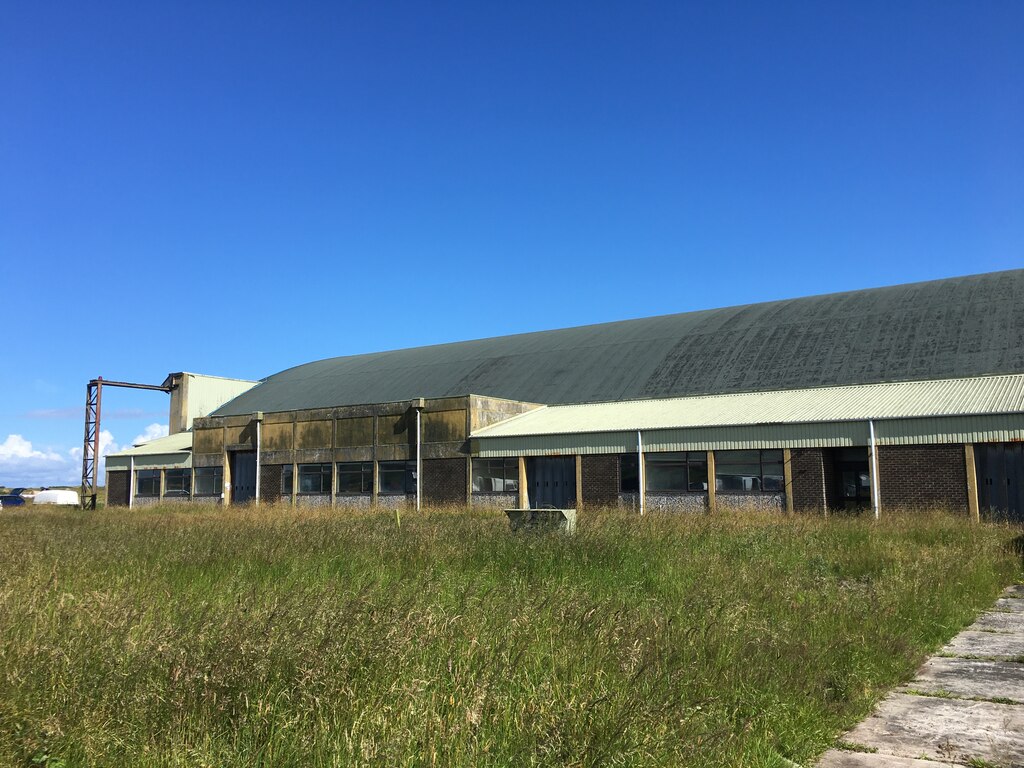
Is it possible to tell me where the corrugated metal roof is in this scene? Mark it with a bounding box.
[472,374,1024,438]
[213,270,1024,415]
[107,431,192,457]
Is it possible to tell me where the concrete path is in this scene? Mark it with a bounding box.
[818,584,1024,768]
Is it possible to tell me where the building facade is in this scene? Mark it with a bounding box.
[105,271,1024,520]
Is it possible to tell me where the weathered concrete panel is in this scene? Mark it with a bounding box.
[334,446,374,462]
[295,420,332,450]
[261,422,292,451]
[378,414,409,445]
[942,630,1024,659]
[423,410,467,443]
[969,610,1024,633]
[193,428,223,455]
[376,444,410,461]
[841,694,1024,765]
[907,657,1024,703]
[817,751,958,767]
[337,416,373,447]
[994,597,1024,613]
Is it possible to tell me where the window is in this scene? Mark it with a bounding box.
[338,462,373,494]
[298,463,332,494]
[645,452,708,492]
[282,465,293,495]
[715,450,784,493]
[472,458,519,493]
[620,455,639,492]
[136,469,160,497]
[194,467,223,496]
[379,461,416,494]
[164,468,191,497]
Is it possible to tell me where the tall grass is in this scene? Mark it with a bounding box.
[0,505,1020,767]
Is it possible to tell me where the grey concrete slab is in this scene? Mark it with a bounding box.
[817,751,963,767]
[906,656,1024,703]
[842,693,1024,765]
[1003,584,1024,599]
[942,629,1024,659]
[969,610,1024,633]
[994,597,1024,613]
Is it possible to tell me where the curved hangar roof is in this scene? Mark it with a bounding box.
[215,269,1024,416]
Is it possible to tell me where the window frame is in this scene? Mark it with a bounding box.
[378,460,416,495]
[714,449,785,494]
[164,468,191,497]
[643,451,708,494]
[297,463,332,495]
[471,457,520,494]
[337,461,374,494]
[135,469,160,497]
[194,467,223,497]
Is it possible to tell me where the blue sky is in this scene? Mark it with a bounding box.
[1,1,1021,486]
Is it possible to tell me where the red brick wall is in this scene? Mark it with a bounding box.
[878,444,968,512]
[581,454,619,508]
[423,458,467,505]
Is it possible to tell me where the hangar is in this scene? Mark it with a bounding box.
[105,269,1024,520]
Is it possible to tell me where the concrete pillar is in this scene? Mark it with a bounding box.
[965,444,980,523]
[518,456,528,509]
[707,450,717,513]
[466,456,473,507]
[222,449,232,506]
[783,448,794,514]
[158,468,166,502]
[575,455,583,509]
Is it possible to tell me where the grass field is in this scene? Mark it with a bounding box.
[0,505,1020,767]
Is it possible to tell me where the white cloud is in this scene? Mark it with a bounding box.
[0,434,72,486]
[131,423,168,446]
[1,430,126,487]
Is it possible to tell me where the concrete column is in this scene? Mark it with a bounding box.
[223,449,232,506]
[331,418,337,508]
[159,468,166,502]
[965,444,980,523]
[371,461,379,508]
[518,456,528,509]
[783,448,794,514]
[466,456,473,507]
[575,455,583,509]
[706,450,717,513]
[290,420,297,508]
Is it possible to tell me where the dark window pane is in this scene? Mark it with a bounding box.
[716,450,761,465]
[472,458,518,493]
[646,462,687,492]
[688,463,708,492]
[761,450,784,462]
[762,474,784,491]
[282,465,293,495]
[620,454,638,492]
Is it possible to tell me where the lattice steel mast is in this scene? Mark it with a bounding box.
[80,378,172,509]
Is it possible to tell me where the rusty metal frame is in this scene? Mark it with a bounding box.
[80,378,173,509]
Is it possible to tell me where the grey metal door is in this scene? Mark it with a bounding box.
[976,443,1024,522]
[231,451,257,503]
[526,457,576,509]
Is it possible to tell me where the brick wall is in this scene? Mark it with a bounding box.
[423,458,467,505]
[107,470,129,507]
[878,444,968,512]
[790,448,827,512]
[581,454,619,508]
[260,464,283,501]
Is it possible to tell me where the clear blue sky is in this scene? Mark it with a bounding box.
[1,1,1021,486]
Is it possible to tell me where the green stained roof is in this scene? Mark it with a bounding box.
[214,269,1024,415]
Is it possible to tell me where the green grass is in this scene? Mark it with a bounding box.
[0,505,1020,767]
